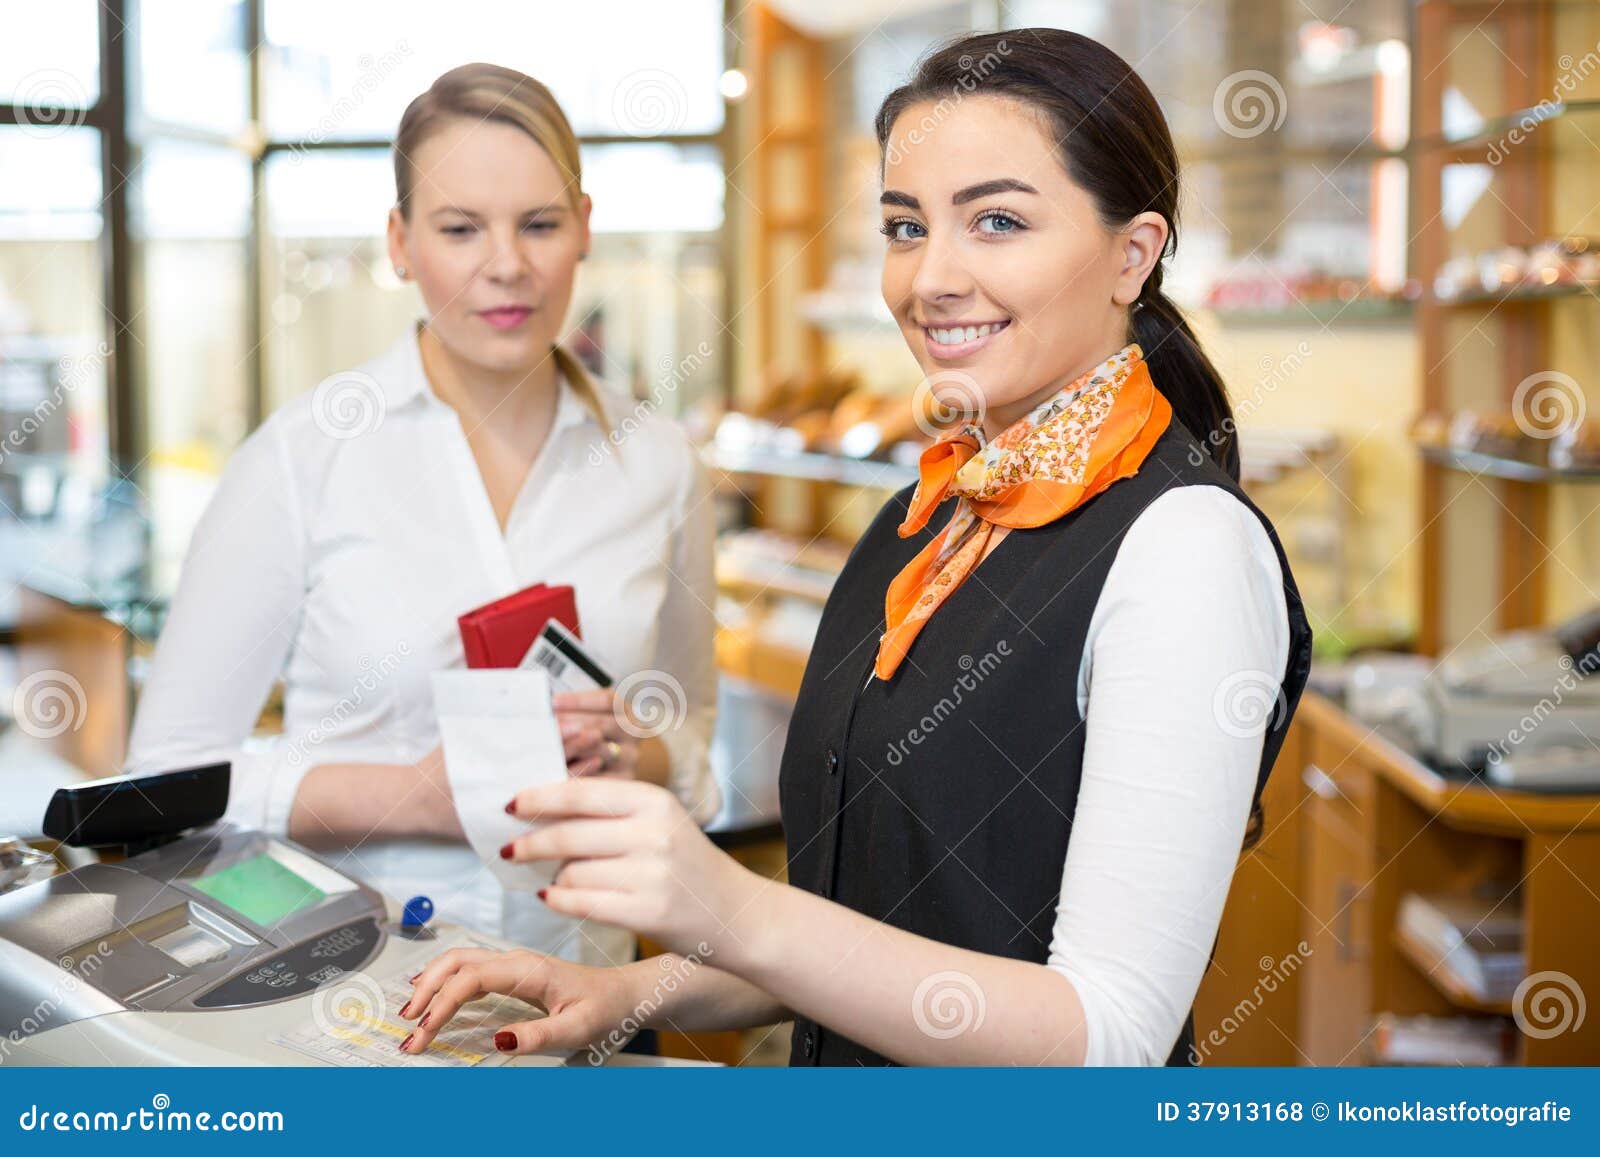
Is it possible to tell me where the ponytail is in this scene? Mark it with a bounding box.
[1130,272,1240,482]
[550,343,605,424]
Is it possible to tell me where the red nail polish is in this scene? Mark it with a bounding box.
[504,800,517,815]
[408,972,421,984]
[399,1000,412,1018]
[499,843,515,860]
[495,1031,517,1052]
[400,1034,414,1052]
[419,1013,431,1030]
[537,888,548,901]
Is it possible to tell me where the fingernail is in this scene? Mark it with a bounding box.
[504,799,517,815]
[399,1000,412,1018]
[400,1034,414,1052]
[419,1013,431,1030]
[408,972,421,984]
[499,843,515,860]
[495,1031,517,1052]
[537,888,548,901]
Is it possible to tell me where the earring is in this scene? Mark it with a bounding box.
[394,265,408,279]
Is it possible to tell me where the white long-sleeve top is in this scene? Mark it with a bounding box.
[1052,483,1291,1065]
[126,325,719,968]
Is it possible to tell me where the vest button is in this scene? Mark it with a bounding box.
[801,1030,816,1057]
[825,748,839,775]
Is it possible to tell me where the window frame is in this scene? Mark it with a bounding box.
[1,0,736,472]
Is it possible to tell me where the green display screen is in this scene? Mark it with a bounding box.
[190,854,326,927]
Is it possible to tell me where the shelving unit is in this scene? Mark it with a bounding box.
[1412,0,1600,652]
[1389,926,1515,1017]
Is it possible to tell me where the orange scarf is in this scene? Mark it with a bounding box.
[876,343,1171,680]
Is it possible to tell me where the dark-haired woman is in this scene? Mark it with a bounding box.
[400,29,1313,1066]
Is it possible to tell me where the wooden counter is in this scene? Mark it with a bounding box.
[1195,689,1600,1066]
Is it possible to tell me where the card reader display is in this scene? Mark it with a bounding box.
[190,853,327,928]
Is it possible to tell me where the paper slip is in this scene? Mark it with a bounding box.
[432,668,567,893]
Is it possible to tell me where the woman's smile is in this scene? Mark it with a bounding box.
[922,317,1012,360]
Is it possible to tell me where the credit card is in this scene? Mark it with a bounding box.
[518,619,613,692]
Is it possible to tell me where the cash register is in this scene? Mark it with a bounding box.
[0,763,689,1067]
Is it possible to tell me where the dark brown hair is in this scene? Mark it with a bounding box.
[875,28,1240,480]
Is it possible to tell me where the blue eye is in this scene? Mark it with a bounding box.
[880,218,925,243]
[976,211,1023,234]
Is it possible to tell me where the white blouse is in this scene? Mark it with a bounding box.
[126,326,719,968]
[1054,483,1291,1065]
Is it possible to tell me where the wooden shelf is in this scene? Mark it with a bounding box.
[1433,280,1600,309]
[708,444,918,490]
[1412,96,1600,153]
[1209,299,1416,327]
[716,563,835,604]
[1391,925,1515,1016]
[715,623,808,700]
[1417,443,1600,484]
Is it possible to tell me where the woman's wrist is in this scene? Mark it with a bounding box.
[402,750,460,839]
[708,869,791,980]
[614,955,695,1032]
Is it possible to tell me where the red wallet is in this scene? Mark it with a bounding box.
[457,583,581,669]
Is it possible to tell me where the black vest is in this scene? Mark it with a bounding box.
[778,418,1314,1066]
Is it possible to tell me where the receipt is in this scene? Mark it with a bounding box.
[432,669,566,893]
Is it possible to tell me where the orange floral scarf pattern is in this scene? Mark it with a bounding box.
[875,343,1171,680]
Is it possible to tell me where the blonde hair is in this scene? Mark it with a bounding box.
[394,63,603,418]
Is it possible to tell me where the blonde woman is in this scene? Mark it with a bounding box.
[127,64,719,966]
